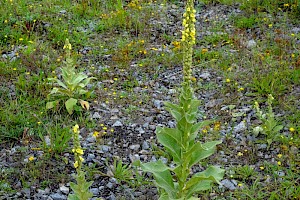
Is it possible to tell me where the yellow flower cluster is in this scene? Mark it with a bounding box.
[63,38,72,50]
[181,5,196,45]
[72,124,85,169]
[181,0,196,83]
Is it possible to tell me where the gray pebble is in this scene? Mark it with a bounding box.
[92,112,101,119]
[112,120,123,127]
[59,185,69,195]
[142,141,150,150]
[220,179,236,190]
[50,193,67,200]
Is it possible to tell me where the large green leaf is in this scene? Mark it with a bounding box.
[156,127,182,145]
[141,160,175,197]
[165,102,182,121]
[80,77,97,88]
[188,141,222,168]
[55,79,68,89]
[46,100,59,110]
[70,74,88,90]
[65,98,78,114]
[49,87,59,95]
[156,127,182,163]
[184,166,225,197]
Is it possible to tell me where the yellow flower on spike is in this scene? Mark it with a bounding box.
[75,148,84,155]
[74,161,79,168]
[73,124,79,133]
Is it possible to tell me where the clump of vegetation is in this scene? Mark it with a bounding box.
[46,39,96,115]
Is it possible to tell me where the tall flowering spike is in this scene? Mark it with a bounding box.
[72,124,84,170]
[182,0,196,84]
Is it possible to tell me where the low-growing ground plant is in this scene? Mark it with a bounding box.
[47,39,96,115]
[253,94,283,147]
[140,1,224,199]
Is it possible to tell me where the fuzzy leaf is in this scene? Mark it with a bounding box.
[164,102,182,121]
[156,127,182,163]
[141,160,175,197]
[70,74,88,88]
[184,166,224,197]
[65,98,77,114]
[49,87,59,95]
[80,77,96,87]
[46,100,59,110]
[273,125,283,133]
[188,141,222,168]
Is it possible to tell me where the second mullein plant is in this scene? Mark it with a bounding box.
[140,1,224,199]
[68,125,94,200]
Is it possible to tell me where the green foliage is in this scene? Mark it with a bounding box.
[68,125,95,200]
[68,170,93,200]
[110,159,133,183]
[253,94,283,147]
[249,72,290,98]
[234,15,258,29]
[47,39,96,114]
[38,124,72,154]
[141,83,224,199]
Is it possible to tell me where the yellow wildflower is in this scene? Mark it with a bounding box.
[93,131,100,137]
[73,124,79,133]
[75,148,84,155]
[289,127,295,132]
[277,161,281,166]
[74,161,79,168]
[277,154,282,158]
[237,152,243,156]
[28,156,35,161]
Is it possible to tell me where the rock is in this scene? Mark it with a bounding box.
[142,141,150,150]
[129,144,140,151]
[220,179,236,190]
[246,39,257,48]
[92,112,101,119]
[275,170,285,177]
[233,121,246,133]
[59,10,67,14]
[257,144,267,150]
[136,127,145,134]
[106,182,114,189]
[22,188,31,197]
[292,27,300,34]
[107,192,116,200]
[112,120,123,127]
[199,72,211,80]
[50,193,67,200]
[101,145,111,152]
[86,153,96,162]
[168,89,176,94]
[59,185,69,195]
[87,136,96,143]
[153,100,162,109]
[129,154,140,162]
[90,188,99,195]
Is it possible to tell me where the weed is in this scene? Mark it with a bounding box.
[253,94,283,147]
[47,39,96,115]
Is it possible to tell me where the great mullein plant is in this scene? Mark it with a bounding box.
[47,39,96,115]
[68,125,93,200]
[140,1,224,199]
